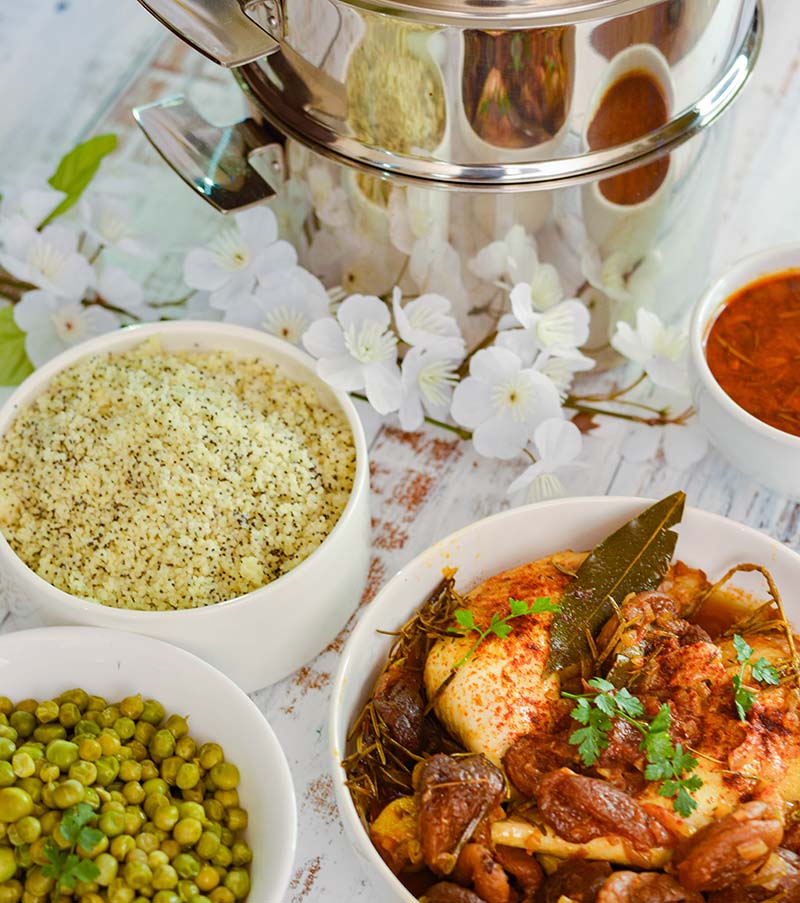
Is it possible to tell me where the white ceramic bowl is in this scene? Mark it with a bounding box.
[689,244,800,498]
[0,626,296,902]
[0,321,371,691]
[329,496,800,902]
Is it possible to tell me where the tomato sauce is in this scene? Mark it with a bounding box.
[705,269,800,437]
[586,69,670,205]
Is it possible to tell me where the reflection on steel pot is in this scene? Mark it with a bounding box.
[133,0,761,344]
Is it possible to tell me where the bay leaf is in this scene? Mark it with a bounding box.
[547,491,686,673]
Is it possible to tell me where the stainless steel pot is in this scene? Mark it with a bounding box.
[132,0,760,335]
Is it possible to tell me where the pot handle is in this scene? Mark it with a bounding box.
[133,95,286,214]
[136,0,282,68]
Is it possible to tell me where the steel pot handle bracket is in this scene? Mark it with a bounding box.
[133,96,286,213]
[136,0,282,68]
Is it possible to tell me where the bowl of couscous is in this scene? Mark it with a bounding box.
[0,321,370,692]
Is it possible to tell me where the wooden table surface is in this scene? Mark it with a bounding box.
[2,1,800,900]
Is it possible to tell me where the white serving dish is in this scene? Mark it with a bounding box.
[0,321,371,692]
[329,496,800,902]
[689,244,800,498]
[0,626,296,903]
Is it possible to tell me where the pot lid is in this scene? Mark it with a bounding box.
[339,0,668,27]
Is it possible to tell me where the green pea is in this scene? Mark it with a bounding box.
[202,800,225,823]
[195,832,219,860]
[114,717,136,741]
[84,786,101,810]
[176,763,200,791]
[99,809,127,838]
[0,726,17,743]
[136,831,160,853]
[58,688,89,710]
[177,882,199,903]
[230,842,251,867]
[8,713,33,739]
[0,699,12,717]
[152,805,180,833]
[95,755,120,786]
[0,880,22,903]
[135,722,157,746]
[141,700,166,726]
[173,854,201,879]
[14,816,40,845]
[209,763,239,791]
[38,763,59,783]
[32,724,65,744]
[25,864,55,895]
[0,845,16,881]
[152,863,179,890]
[223,869,250,901]
[197,745,223,771]
[119,695,144,720]
[57,702,81,729]
[143,778,169,797]
[124,806,146,836]
[119,759,142,783]
[98,706,120,729]
[107,878,136,903]
[124,860,153,890]
[110,834,136,861]
[178,802,205,823]
[123,782,146,805]
[225,808,247,832]
[94,851,119,886]
[86,695,107,713]
[45,739,79,770]
[11,752,34,779]
[0,738,15,762]
[0,788,32,822]
[74,719,101,739]
[174,818,203,847]
[52,779,85,809]
[211,845,232,869]
[161,756,183,786]
[34,701,59,724]
[69,760,98,786]
[154,893,181,903]
[175,737,196,761]
[150,730,176,760]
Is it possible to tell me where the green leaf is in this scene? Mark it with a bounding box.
[72,858,100,882]
[570,697,592,725]
[649,704,672,735]
[78,825,104,849]
[594,694,617,718]
[547,492,686,672]
[509,597,528,617]
[673,786,698,817]
[614,688,644,718]
[752,657,780,686]
[454,609,475,630]
[733,674,755,722]
[0,306,34,386]
[42,134,117,226]
[645,761,671,782]
[733,634,753,664]
[587,677,615,693]
[530,596,560,614]
[492,622,513,639]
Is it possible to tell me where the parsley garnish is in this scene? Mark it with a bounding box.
[563,678,703,817]
[450,596,560,670]
[731,633,781,721]
[42,803,102,891]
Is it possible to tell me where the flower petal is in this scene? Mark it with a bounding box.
[96,266,144,313]
[472,414,529,459]
[235,206,279,249]
[364,361,401,415]
[316,354,365,392]
[14,290,56,331]
[450,378,493,429]
[337,294,390,332]
[183,248,231,292]
[469,346,522,384]
[302,317,347,358]
[509,283,540,330]
[252,239,297,279]
[533,418,582,469]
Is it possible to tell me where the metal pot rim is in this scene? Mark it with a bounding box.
[235,0,761,191]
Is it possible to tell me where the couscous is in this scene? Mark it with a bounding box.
[0,338,355,610]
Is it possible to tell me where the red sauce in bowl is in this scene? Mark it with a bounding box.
[705,269,800,437]
[586,69,670,205]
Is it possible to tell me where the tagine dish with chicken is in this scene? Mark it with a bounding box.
[344,493,800,903]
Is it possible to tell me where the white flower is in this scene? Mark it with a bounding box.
[582,242,660,311]
[224,267,329,344]
[303,294,401,414]
[468,225,538,285]
[95,265,156,320]
[450,347,562,459]
[387,188,446,255]
[307,227,402,297]
[14,290,119,366]
[508,418,583,503]
[497,289,591,365]
[307,165,351,229]
[0,186,66,233]
[611,309,688,393]
[621,419,708,470]
[534,350,595,398]
[0,223,93,300]
[80,195,150,258]
[391,288,464,352]
[398,338,464,431]
[183,207,296,308]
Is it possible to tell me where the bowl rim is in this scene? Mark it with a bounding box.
[328,495,800,901]
[0,624,298,903]
[0,319,369,620]
[689,243,800,450]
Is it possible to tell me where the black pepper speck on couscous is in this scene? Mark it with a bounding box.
[0,338,356,610]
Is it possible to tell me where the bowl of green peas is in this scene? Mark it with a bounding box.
[0,626,297,903]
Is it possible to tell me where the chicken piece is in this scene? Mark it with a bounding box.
[503,732,580,798]
[596,872,702,903]
[422,884,487,903]
[424,551,585,763]
[414,754,506,875]
[369,796,424,875]
[674,801,784,892]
